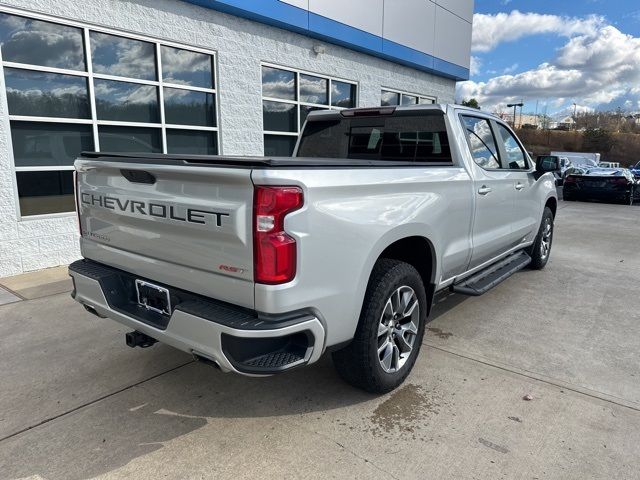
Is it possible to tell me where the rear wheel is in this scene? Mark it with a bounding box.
[332,259,427,393]
[528,207,554,270]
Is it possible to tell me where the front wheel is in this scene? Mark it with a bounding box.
[332,259,427,393]
[528,206,554,270]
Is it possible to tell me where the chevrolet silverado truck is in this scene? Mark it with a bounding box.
[69,104,559,393]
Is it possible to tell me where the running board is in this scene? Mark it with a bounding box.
[451,251,532,296]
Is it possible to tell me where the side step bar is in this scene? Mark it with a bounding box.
[451,251,532,296]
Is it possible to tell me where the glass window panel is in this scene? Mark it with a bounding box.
[164,87,216,127]
[263,101,297,132]
[261,66,296,100]
[401,94,418,105]
[11,122,93,167]
[161,45,213,88]
[90,31,156,80]
[300,74,327,105]
[98,126,162,153]
[17,170,75,216]
[381,90,399,107]
[300,105,328,126]
[461,116,501,169]
[264,135,296,157]
[0,13,85,70]
[166,129,218,155]
[496,124,528,169]
[331,81,356,108]
[4,68,90,118]
[419,97,435,104]
[94,79,159,123]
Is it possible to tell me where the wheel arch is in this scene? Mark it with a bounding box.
[545,196,558,217]
[375,235,437,315]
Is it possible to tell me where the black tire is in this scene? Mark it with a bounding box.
[527,207,554,270]
[332,259,427,393]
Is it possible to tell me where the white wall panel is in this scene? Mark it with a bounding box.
[434,5,472,68]
[383,0,435,55]
[308,0,384,36]
[279,0,309,10]
[436,0,474,23]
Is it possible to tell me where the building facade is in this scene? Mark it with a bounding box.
[0,0,473,276]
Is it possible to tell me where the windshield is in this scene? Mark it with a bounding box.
[297,113,452,164]
[570,157,597,167]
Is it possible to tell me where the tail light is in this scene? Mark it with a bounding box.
[612,178,628,185]
[564,176,577,184]
[253,186,303,284]
[73,170,83,235]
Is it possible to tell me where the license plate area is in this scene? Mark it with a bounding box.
[135,280,171,316]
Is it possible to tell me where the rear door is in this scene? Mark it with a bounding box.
[459,115,521,268]
[75,157,255,308]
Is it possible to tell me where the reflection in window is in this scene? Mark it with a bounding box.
[98,125,162,153]
[381,89,435,107]
[4,68,90,118]
[300,74,327,105]
[381,90,400,107]
[261,66,356,155]
[16,170,75,216]
[90,31,156,80]
[301,105,327,126]
[0,13,85,70]
[161,45,213,88]
[11,122,93,167]
[496,124,527,169]
[166,129,217,155]
[264,135,296,157]
[263,101,297,132]
[331,81,356,108]
[164,88,216,126]
[261,66,296,100]
[401,95,418,105]
[461,116,500,169]
[94,79,159,123]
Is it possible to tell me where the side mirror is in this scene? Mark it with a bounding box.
[536,155,561,173]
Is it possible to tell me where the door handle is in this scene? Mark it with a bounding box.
[515,183,525,191]
[478,186,492,195]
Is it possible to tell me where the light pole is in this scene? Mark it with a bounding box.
[572,102,577,130]
[507,102,524,128]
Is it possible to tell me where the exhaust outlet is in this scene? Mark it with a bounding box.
[125,331,157,348]
[83,304,107,318]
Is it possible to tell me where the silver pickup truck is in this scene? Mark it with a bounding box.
[69,104,559,393]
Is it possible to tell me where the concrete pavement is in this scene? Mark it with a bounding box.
[0,201,639,479]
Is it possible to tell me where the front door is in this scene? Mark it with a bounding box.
[459,115,522,269]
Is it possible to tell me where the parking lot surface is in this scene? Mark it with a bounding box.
[1,201,639,479]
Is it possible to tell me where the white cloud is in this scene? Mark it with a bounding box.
[461,16,640,113]
[470,56,482,76]
[472,11,604,53]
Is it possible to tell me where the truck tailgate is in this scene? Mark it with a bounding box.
[75,158,254,308]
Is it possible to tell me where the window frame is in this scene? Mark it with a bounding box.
[0,6,220,220]
[458,113,503,171]
[380,87,436,107]
[492,121,533,171]
[260,62,358,155]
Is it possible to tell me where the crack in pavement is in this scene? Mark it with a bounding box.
[0,360,195,444]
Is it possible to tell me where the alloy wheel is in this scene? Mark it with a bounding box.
[377,286,420,373]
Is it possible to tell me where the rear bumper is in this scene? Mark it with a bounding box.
[69,260,325,376]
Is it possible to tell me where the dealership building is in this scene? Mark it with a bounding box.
[0,0,473,276]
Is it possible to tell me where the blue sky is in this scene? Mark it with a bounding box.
[459,1,640,116]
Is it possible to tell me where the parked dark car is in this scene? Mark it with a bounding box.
[563,168,638,205]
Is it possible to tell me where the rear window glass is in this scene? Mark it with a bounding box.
[296,114,452,164]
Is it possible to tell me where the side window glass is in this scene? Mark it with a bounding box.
[496,124,527,169]
[461,116,500,169]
